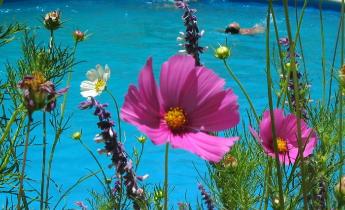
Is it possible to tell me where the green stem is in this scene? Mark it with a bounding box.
[282,0,308,208]
[0,114,26,173]
[269,3,293,111]
[163,143,169,210]
[60,42,77,117]
[40,112,47,210]
[263,159,271,210]
[49,30,54,54]
[17,118,31,210]
[106,89,122,141]
[79,140,112,196]
[339,0,344,194]
[223,60,260,124]
[319,0,327,105]
[135,143,145,171]
[44,38,78,209]
[265,4,284,208]
[327,18,342,107]
[0,104,23,146]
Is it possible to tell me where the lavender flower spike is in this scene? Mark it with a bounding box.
[175,0,206,66]
[198,183,215,210]
[79,97,146,209]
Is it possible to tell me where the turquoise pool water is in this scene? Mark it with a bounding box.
[0,0,342,208]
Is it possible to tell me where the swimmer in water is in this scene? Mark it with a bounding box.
[224,22,265,35]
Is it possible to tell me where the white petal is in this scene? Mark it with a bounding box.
[80,80,96,91]
[86,69,98,82]
[81,89,98,97]
[96,64,104,78]
[94,134,104,143]
[103,64,111,81]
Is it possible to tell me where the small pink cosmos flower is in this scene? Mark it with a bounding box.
[250,109,317,164]
[121,55,240,162]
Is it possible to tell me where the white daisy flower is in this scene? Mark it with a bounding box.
[80,64,110,97]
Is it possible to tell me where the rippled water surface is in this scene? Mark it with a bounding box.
[0,0,341,208]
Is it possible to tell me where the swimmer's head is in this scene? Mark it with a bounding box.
[225,22,240,34]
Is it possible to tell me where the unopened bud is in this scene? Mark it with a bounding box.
[215,45,230,60]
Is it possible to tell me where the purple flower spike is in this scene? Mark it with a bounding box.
[279,37,289,46]
[175,0,206,66]
[75,201,88,210]
[198,183,215,210]
[79,97,146,209]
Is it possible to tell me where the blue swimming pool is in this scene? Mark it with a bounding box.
[0,0,342,208]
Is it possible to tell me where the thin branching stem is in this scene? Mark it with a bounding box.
[163,143,169,210]
[44,41,78,208]
[40,111,47,210]
[282,0,309,208]
[328,19,342,107]
[0,104,23,145]
[106,89,122,141]
[223,60,260,124]
[338,0,344,200]
[17,117,31,210]
[79,139,112,197]
[319,0,327,105]
[266,3,285,208]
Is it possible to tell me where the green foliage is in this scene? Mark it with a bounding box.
[211,130,266,209]
[0,23,24,47]
[86,190,117,210]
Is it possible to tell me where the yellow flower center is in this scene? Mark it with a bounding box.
[277,137,288,153]
[95,79,106,92]
[164,107,187,131]
[23,71,46,91]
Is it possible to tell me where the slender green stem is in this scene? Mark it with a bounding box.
[319,0,327,105]
[328,19,342,107]
[269,3,292,110]
[60,42,77,118]
[17,118,31,210]
[0,114,26,173]
[339,0,344,194]
[53,171,100,210]
[135,143,145,171]
[265,4,284,208]
[282,0,308,207]
[40,112,47,210]
[78,139,112,196]
[106,89,122,141]
[45,42,78,208]
[163,143,169,210]
[0,104,23,146]
[49,30,54,53]
[223,60,260,124]
[263,159,271,210]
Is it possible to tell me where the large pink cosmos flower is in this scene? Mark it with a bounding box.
[250,109,317,164]
[121,55,240,162]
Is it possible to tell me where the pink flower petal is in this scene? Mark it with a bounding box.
[159,55,198,110]
[169,131,239,162]
[195,66,226,106]
[121,58,162,128]
[138,57,161,115]
[121,85,160,128]
[249,126,260,142]
[190,89,239,131]
[260,109,286,147]
[301,127,317,157]
[140,123,170,145]
[284,146,299,164]
[255,108,317,165]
